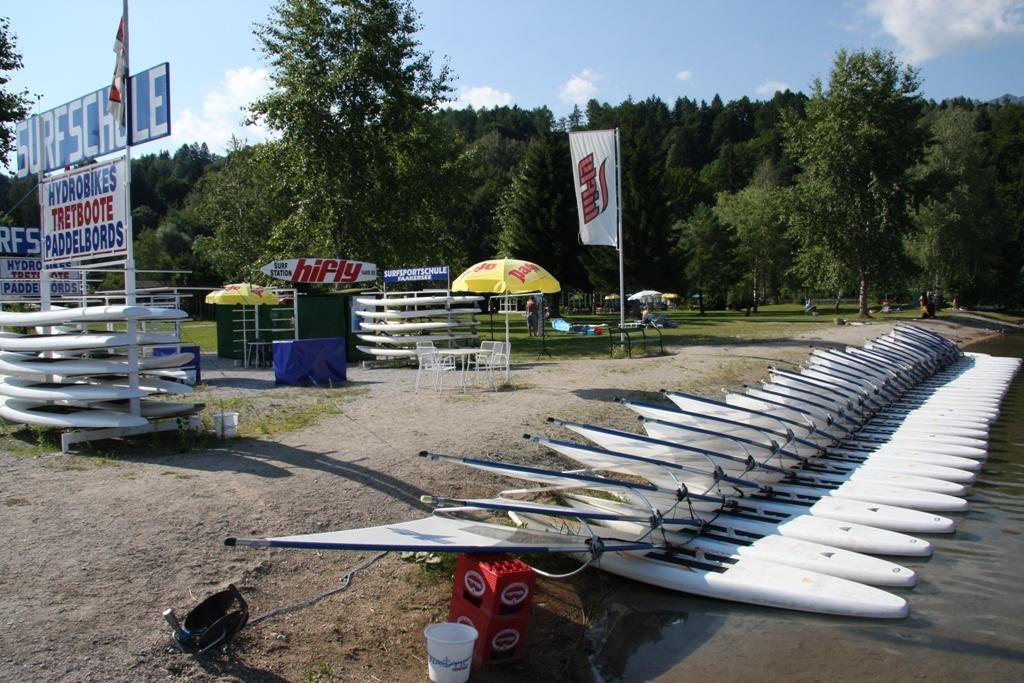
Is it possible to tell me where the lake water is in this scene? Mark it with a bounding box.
[592,334,1024,682]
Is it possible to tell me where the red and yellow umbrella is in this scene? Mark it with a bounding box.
[205,283,280,306]
[452,258,561,294]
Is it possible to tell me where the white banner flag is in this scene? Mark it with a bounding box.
[569,129,619,247]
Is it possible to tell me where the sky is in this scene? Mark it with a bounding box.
[3,0,1023,172]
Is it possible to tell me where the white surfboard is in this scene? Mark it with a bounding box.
[510,512,908,619]
[356,333,478,346]
[355,307,480,320]
[355,345,417,358]
[0,332,180,352]
[357,320,466,333]
[356,295,483,307]
[92,399,204,418]
[563,493,916,587]
[0,352,194,378]
[0,305,188,326]
[90,377,193,395]
[0,377,148,401]
[0,397,150,428]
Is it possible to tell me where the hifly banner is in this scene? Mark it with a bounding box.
[383,265,449,283]
[261,258,378,284]
[14,63,171,178]
[569,129,620,247]
[0,257,83,298]
[39,157,128,264]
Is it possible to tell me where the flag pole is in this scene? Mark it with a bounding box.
[121,0,135,306]
[36,114,51,313]
[615,128,625,337]
[117,0,141,419]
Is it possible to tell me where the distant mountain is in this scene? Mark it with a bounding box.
[988,94,1023,104]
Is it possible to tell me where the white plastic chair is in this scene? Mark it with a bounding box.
[498,342,513,385]
[479,341,514,390]
[472,341,500,372]
[415,347,453,393]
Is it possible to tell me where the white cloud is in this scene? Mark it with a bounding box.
[560,69,601,107]
[445,85,514,109]
[756,80,790,95]
[171,66,274,153]
[866,0,1024,62]
[676,69,693,82]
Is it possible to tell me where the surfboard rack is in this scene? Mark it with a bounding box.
[59,417,190,453]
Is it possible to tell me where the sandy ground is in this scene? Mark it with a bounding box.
[0,315,1014,682]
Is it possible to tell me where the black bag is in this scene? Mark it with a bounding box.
[166,583,248,654]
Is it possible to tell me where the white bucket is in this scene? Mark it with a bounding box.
[187,414,203,432]
[424,622,478,683]
[213,412,239,438]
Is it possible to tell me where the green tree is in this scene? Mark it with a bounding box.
[988,102,1024,303]
[784,48,926,317]
[191,142,292,282]
[713,184,792,311]
[676,204,738,313]
[249,0,454,265]
[908,108,1006,302]
[459,128,528,263]
[495,130,586,289]
[0,17,32,161]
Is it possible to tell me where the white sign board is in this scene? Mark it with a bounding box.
[261,258,378,284]
[0,257,83,298]
[39,157,128,264]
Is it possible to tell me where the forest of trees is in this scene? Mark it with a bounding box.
[3,0,1024,314]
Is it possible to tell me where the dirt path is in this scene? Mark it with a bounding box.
[0,317,1010,682]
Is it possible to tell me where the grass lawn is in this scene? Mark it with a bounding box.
[180,321,217,352]
[179,303,1019,360]
[486,303,1020,359]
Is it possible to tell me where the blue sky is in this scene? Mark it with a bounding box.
[3,0,1023,170]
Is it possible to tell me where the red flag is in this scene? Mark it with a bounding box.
[108,15,126,126]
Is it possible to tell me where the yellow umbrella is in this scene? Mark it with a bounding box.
[452,258,561,294]
[603,293,620,300]
[205,283,280,305]
[662,293,680,300]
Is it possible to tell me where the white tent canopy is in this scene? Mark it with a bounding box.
[628,290,662,301]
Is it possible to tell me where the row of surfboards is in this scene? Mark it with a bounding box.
[0,305,203,429]
[354,293,483,359]
[227,325,1019,619]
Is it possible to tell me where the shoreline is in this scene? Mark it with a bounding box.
[0,315,1017,682]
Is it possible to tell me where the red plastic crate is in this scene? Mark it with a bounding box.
[451,554,536,617]
[448,600,529,668]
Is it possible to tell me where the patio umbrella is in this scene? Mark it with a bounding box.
[453,258,560,349]
[628,290,662,301]
[205,283,280,306]
[451,258,561,294]
[205,284,280,366]
[661,293,679,300]
[603,293,620,300]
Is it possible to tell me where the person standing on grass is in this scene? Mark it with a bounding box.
[525,296,538,337]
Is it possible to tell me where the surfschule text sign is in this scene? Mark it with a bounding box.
[15,63,170,178]
[0,226,41,256]
[383,265,449,283]
[40,158,128,264]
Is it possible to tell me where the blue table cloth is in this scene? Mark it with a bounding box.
[273,338,347,386]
